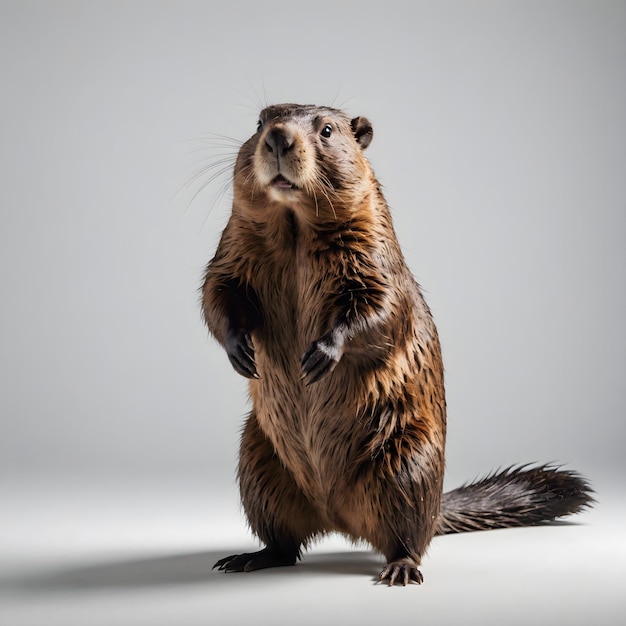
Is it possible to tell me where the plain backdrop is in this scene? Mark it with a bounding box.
[1,1,624,625]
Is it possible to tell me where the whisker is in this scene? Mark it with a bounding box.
[234,84,268,112]
[175,142,239,218]
[312,185,320,218]
[184,145,241,158]
[185,156,237,177]
[178,160,234,203]
[314,173,338,220]
[191,165,233,200]
[182,132,243,145]
[241,165,257,190]
[200,182,232,233]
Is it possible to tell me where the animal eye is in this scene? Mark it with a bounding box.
[257,120,263,132]
[320,124,333,138]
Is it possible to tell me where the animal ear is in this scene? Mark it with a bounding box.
[351,116,373,149]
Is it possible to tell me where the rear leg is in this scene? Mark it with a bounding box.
[214,411,326,573]
[373,475,442,586]
[343,469,441,586]
[375,534,429,587]
[345,436,444,586]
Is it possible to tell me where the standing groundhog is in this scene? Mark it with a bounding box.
[201,103,592,585]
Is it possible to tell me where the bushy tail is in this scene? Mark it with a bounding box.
[436,464,594,535]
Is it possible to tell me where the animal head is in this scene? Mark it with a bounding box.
[233,103,374,220]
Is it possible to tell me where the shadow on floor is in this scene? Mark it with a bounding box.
[5,549,383,593]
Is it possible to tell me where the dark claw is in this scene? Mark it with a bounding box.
[377,558,423,586]
[225,328,259,379]
[213,548,297,573]
[300,335,343,385]
[213,554,240,571]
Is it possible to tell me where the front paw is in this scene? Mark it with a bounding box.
[225,328,259,379]
[301,332,344,386]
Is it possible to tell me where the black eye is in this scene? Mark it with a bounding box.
[320,124,333,138]
[257,120,263,132]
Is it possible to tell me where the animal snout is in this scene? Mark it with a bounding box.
[264,125,295,156]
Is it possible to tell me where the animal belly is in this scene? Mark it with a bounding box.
[250,366,352,522]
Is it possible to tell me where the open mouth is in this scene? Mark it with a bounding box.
[272,174,296,190]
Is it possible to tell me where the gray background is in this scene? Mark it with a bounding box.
[1,1,624,625]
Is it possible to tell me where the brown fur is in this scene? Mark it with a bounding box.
[201,104,592,586]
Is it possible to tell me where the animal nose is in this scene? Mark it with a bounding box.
[264,126,295,156]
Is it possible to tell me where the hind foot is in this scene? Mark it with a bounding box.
[213,546,298,573]
[378,557,423,586]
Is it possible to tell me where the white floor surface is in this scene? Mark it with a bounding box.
[1,475,624,626]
